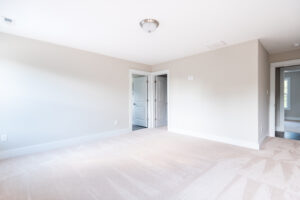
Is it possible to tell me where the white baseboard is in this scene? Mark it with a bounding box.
[169,128,259,150]
[0,128,130,160]
[258,134,267,149]
[285,117,300,121]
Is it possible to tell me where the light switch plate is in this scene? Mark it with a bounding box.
[114,120,118,126]
[0,134,7,142]
[188,75,194,81]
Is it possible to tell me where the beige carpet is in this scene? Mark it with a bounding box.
[1,128,300,200]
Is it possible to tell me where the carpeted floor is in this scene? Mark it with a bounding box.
[1,128,300,200]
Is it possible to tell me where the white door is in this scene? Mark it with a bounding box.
[132,76,148,127]
[155,76,168,127]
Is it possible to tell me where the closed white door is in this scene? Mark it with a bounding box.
[155,76,168,127]
[132,76,148,127]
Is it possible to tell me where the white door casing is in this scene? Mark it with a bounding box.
[269,59,300,137]
[155,76,168,127]
[278,68,285,131]
[129,69,169,131]
[132,76,148,127]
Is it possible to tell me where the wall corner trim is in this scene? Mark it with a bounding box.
[269,59,300,137]
[0,128,131,160]
[258,135,268,150]
[169,128,260,150]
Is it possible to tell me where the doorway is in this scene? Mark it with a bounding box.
[274,65,300,140]
[131,73,149,131]
[154,74,168,128]
[129,69,169,131]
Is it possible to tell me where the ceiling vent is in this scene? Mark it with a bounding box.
[206,41,227,50]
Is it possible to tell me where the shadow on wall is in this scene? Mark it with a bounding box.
[0,33,149,151]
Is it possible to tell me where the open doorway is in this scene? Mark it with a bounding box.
[131,73,149,131]
[275,65,300,140]
[154,73,168,128]
[129,69,169,131]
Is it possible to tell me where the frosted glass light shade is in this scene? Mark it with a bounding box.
[140,19,159,33]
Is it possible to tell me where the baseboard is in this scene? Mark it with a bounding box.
[0,128,130,160]
[258,134,267,149]
[285,117,300,121]
[169,128,259,150]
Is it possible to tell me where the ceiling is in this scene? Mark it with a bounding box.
[0,0,300,65]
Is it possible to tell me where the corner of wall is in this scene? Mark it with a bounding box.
[269,49,300,63]
[257,40,270,144]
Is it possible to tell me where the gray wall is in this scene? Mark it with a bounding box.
[0,32,270,152]
[0,32,149,151]
[258,42,270,143]
[269,49,300,63]
[152,40,265,147]
[275,68,284,131]
[285,70,300,120]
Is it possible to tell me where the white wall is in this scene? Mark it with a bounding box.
[0,32,270,152]
[152,40,266,148]
[0,33,149,151]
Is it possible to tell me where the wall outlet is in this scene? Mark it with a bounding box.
[0,134,7,142]
[188,75,194,81]
[114,120,118,126]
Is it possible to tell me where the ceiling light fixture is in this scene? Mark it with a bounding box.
[140,19,159,33]
[294,43,300,47]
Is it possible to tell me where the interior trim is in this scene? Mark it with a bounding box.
[169,128,260,150]
[0,128,130,160]
[269,59,300,137]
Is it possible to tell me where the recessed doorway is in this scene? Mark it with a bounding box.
[132,74,148,131]
[129,70,150,132]
[271,63,300,140]
[152,71,169,129]
[129,69,169,131]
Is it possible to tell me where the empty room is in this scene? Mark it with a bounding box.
[0,0,300,199]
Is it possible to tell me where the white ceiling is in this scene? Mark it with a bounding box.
[0,0,300,65]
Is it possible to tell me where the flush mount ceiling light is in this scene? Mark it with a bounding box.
[294,43,300,47]
[140,19,159,33]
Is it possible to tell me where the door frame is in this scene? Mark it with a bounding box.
[151,70,170,129]
[269,59,300,137]
[129,69,170,131]
[129,70,151,131]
